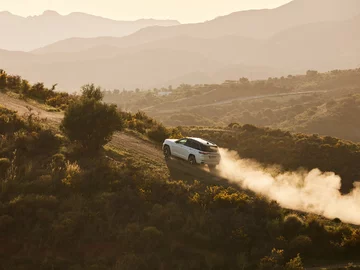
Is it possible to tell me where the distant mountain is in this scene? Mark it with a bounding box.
[0,10,180,51]
[1,14,359,90]
[261,14,360,70]
[33,0,360,54]
[1,0,359,91]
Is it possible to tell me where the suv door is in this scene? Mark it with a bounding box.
[172,138,187,159]
[184,139,200,160]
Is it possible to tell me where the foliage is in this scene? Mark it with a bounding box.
[147,124,170,143]
[285,254,304,270]
[2,69,360,269]
[60,88,124,151]
[1,107,360,269]
[0,70,75,109]
[81,84,104,101]
[284,214,305,239]
[0,105,26,134]
[120,110,182,143]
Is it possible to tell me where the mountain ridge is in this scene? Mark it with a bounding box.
[32,0,360,54]
[1,0,359,90]
[0,10,180,51]
[1,14,359,90]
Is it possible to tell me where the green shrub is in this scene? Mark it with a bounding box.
[0,71,76,108]
[285,254,304,270]
[61,91,124,151]
[258,249,285,270]
[242,124,258,132]
[81,84,104,101]
[0,69,6,90]
[0,158,11,178]
[9,194,58,210]
[28,82,53,101]
[46,92,73,108]
[0,106,25,134]
[61,161,82,189]
[288,235,312,257]
[6,75,22,92]
[169,127,182,139]
[20,79,31,95]
[147,124,170,143]
[0,214,14,231]
[284,214,304,239]
[141,226,164,250]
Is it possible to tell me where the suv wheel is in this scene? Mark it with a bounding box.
[163,145,171,159]
[188,155,196,165]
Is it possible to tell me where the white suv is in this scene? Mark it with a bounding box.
[162,137,221,169]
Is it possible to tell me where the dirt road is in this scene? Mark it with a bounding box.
[0,93,63,122]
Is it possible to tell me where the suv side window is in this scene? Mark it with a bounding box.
[177,139,187,145]
[186,140,200,150]
[185,139,193,148]
[193,142,201,150]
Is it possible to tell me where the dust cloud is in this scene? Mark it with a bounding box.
[217,148,360,225]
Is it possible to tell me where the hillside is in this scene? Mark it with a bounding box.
[104,68,360,143]
[2,72,360,269]
[277,94,360,142]
[0,10,179,51]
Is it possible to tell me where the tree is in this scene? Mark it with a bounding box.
[6,75,22,92]
[20,80,31,96]
[60,85,124,151]
[29,82,48,100]
[0,70,6,90]
[306,70,318,77]
[239,77,250,84]
[81,84,104,101]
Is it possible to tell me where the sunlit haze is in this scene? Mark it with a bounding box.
[0,0,292,23]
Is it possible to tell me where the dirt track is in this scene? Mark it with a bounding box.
[0,93,63,122]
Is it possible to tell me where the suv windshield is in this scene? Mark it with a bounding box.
[200,144,218,152]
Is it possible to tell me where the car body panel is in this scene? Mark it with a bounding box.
[163,137,221,166]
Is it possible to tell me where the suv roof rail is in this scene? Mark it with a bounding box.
[189,137,217,146]
[205,139,217,145]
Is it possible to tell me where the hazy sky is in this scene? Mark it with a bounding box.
[0,0,292,23]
